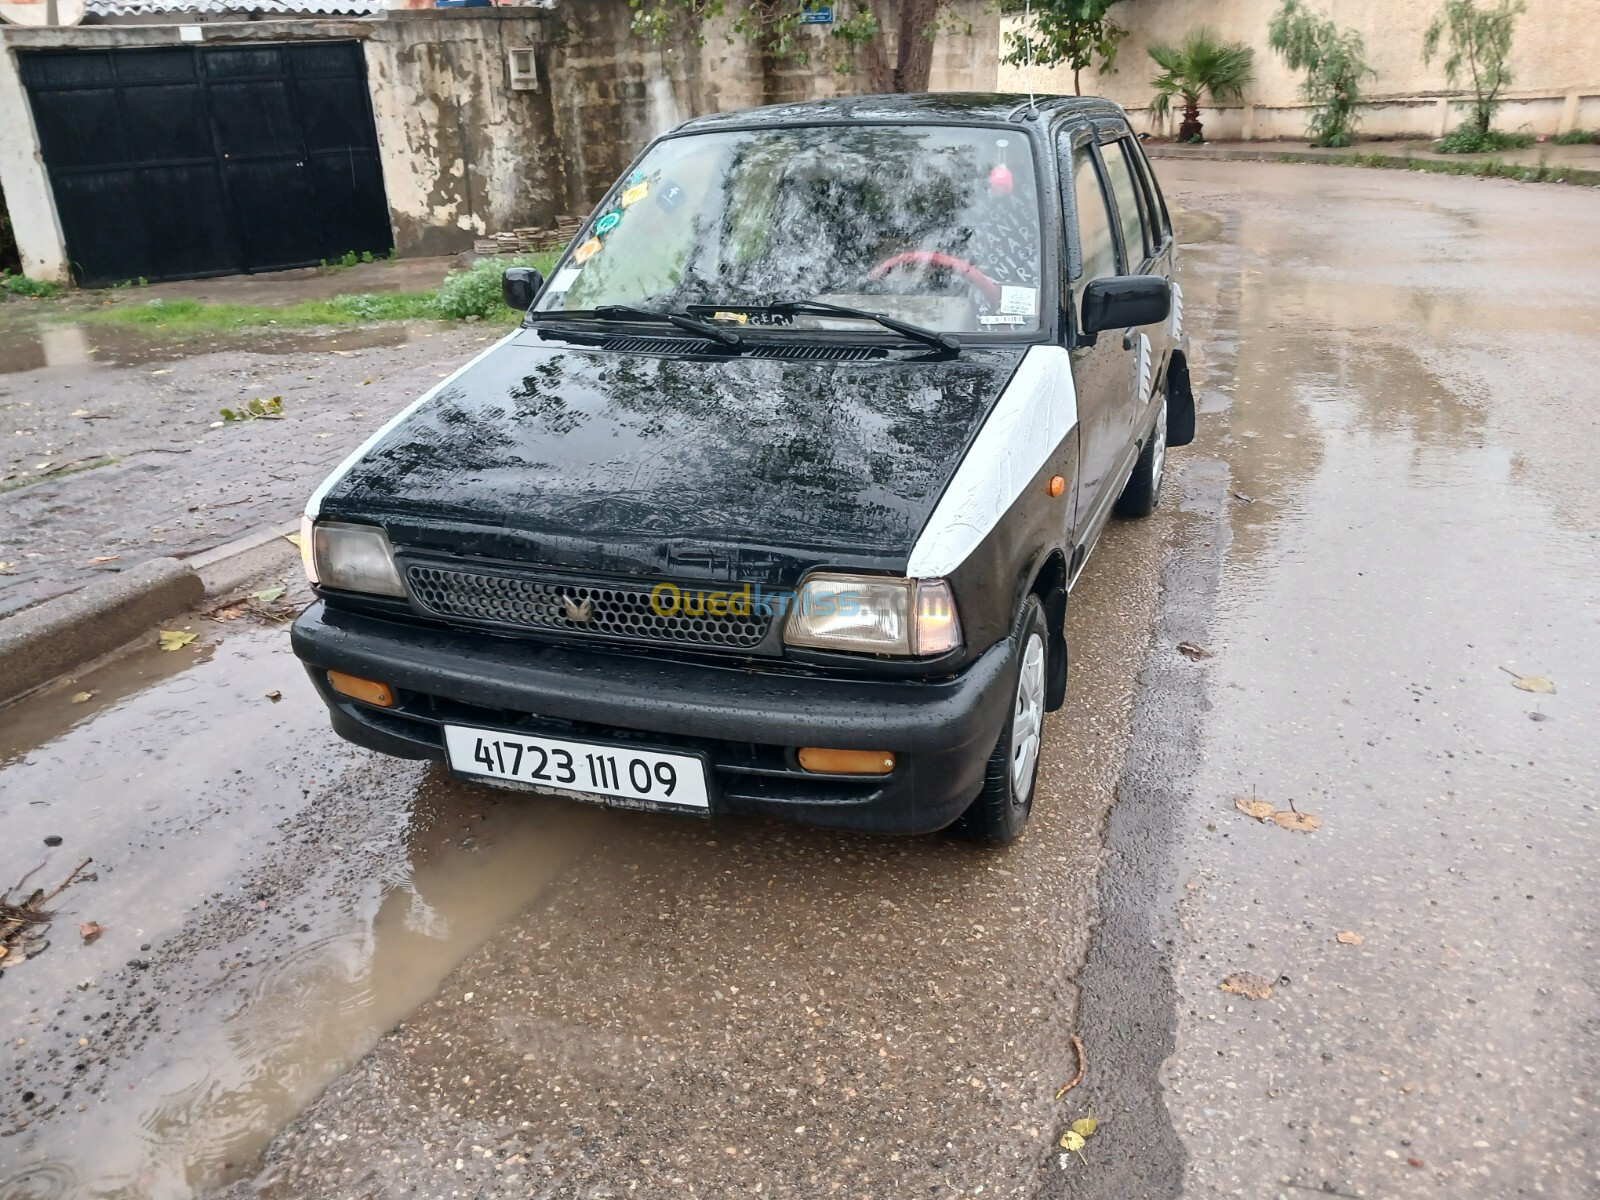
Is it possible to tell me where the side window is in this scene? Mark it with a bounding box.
[1101,138,1149,268]
[1070,146,1118,286]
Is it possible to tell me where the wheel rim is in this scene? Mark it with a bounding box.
[1010,631,1046,805]
[1151,402,1168,497]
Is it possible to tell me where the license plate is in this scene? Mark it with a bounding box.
[442,724,710,811]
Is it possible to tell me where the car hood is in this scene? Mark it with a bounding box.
[316,332,1028,585]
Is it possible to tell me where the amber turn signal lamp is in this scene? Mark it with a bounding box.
[797,748,896,776]
[327,670,395,708]
[1047,475,1066,497]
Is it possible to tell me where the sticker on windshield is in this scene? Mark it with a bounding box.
[656,181,686,212]
[999,285,1038,316]
[593,210,622,237]
[550,266,582,292]
[573,237,603,264]
[620,181,650,208]
[978,314,1029,326]
[711,311,750,324]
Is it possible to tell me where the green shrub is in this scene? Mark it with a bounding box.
[1552,129,1597,145]
[429,255,543,320]
[2,271,58,298]
[1268,0,1375,149]
[1434,126,1533,153]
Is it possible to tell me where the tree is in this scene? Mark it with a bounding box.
[1147,28,1254,144]
[628,0,953,95]
[1423,0,1525,148]
[1267,0,1375,148]
[1000,0,1127,97]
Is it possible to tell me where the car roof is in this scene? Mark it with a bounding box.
[673,92,1128,134]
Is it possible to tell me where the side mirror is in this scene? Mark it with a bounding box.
[1078,274,1170,343]
[502,266,543,312]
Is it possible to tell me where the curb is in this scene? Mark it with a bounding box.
[0,520,301,707]
[1145,143,1600,187]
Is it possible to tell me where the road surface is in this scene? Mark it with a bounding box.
[2,161,1596,1200]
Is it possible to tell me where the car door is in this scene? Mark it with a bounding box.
[1061,130,1135,545]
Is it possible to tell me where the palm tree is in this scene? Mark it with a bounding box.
[1148,29,1256,144]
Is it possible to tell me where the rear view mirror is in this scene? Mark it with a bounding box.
[502,266,543,312]
[1078,275,1170,343]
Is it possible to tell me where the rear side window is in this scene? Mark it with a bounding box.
[1128,138,1171,244]
[1071,147,1118,285]
[1100,139,1149,268]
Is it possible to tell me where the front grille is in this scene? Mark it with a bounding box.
[404,562,770,650]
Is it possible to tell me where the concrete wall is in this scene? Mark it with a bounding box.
[368,1,1000,256]
[997,0,1600,141]
[0,0,999,281]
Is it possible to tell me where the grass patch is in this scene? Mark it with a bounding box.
[1552,128,1597,145]
[81,252,560,333]
[1276,151,1597,186]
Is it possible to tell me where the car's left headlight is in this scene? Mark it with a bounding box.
[304,519,405,598]
[783,573,962,656]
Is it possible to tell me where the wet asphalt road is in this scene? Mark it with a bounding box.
[2,161,1598,1200]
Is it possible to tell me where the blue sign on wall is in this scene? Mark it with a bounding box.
[799,3,834,24]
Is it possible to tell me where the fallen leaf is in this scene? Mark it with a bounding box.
[1336,930,1364,945]
[70,691,95,704]
[88,555,120,564]
[78,922,105,942]
[0,946,7,961]
[70,408,89,417]
[265,689,283,702]
[1407,1157,1425,1168]
[284,533,304,550]
[1057,1129,1087,1164]
[1269,809,1322,832]
[1509,674,1555,694]
[1234,796,1276,821]
[1231,490,1256,503]
[1070,1116,1099,1138]
[361,376,372,385]
[1219,971,1274,1001]
[1528,711,1548,722]
[209,605,245,621]
[150,368,172,375]
[34,461,53,470]
[251,586,286,604]
[157,629,197,651]
[1177,641,1213,660]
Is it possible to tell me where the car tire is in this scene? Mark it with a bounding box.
[952,596,1049,847]
[1115,397,1167,519]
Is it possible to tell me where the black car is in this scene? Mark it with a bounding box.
[290,93,1194,846]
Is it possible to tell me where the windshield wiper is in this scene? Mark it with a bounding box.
[767,299,959,355]
[592,304,744,347]
[525,304,744,347]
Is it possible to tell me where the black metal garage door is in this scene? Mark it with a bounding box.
[19,41,392,287]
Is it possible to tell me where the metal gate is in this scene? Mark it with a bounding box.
[19,41,392,287]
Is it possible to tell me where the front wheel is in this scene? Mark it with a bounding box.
[1115,399,1167,519]
[952,596,1049,847]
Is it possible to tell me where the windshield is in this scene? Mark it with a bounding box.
[535,124,1045,336]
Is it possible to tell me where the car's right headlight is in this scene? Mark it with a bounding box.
[306,520,405,597]
[783,573,962,656]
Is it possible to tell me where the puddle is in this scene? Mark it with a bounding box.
[0,316,451,377]
[1,624,609,1199]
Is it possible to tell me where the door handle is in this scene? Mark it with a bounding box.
[1122,329,1135,350]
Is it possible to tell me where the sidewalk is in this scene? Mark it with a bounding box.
[1145,136,1600,185]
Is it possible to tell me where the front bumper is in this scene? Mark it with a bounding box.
[290,602,1017,834]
